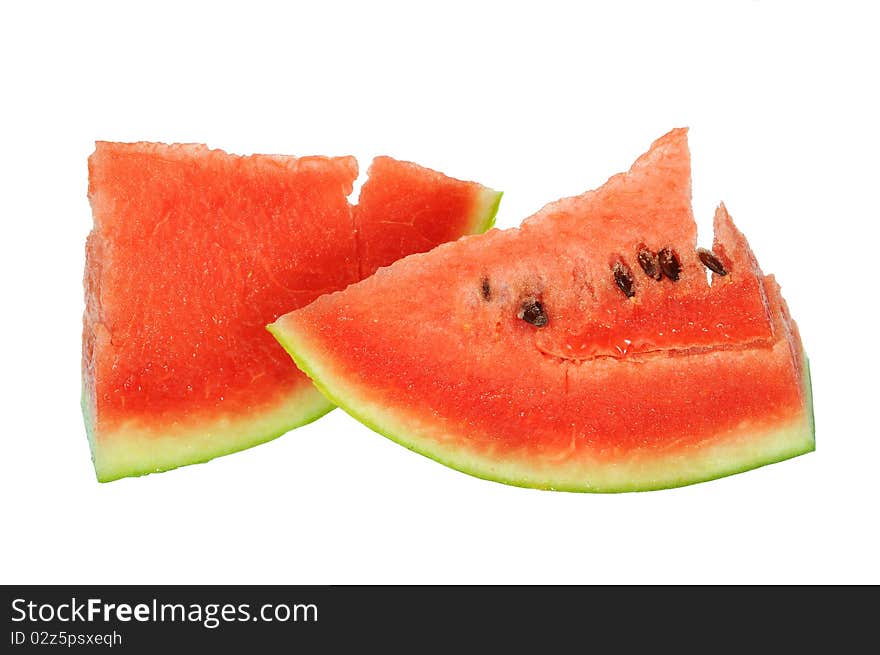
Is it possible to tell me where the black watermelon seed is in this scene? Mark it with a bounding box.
[637,246,662,280]
[612,261,636,298]
[658,248,681,281]
[480,277,492,300]
[518,298,548,327]
[697,248,728,276]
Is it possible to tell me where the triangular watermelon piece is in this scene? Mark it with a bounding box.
[269,129,814,492]
[83,143,501,481]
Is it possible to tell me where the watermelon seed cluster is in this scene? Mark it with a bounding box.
[509,245,730,321]
[613,246,729,298]
[476,278,548,328]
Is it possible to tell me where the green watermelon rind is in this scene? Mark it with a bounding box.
[82,387,334,483]
[471,189,503,233]
[269,318,815,493]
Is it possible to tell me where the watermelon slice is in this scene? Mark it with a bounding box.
[83,143,501,481]
[269,129,814,492]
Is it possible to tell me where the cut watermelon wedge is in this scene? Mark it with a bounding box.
[269,129,814,492]
[83,143,500,481]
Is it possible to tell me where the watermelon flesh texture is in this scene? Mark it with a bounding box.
[83,143,501,482]
[269,129,814,492]
[355,156,502,277]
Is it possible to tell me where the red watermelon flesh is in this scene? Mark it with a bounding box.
[355,156,501,278]
[83,143,501,481]
[269,129,814,492]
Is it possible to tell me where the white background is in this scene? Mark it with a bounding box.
[1,1,877,584]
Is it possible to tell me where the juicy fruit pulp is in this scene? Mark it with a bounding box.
[270,129,814,492]
[83,143,501,481]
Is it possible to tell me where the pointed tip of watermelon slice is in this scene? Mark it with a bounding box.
[712,202,765,278]
[636,126,690,168]
[524,125,695,249]
[655,125,688,144]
